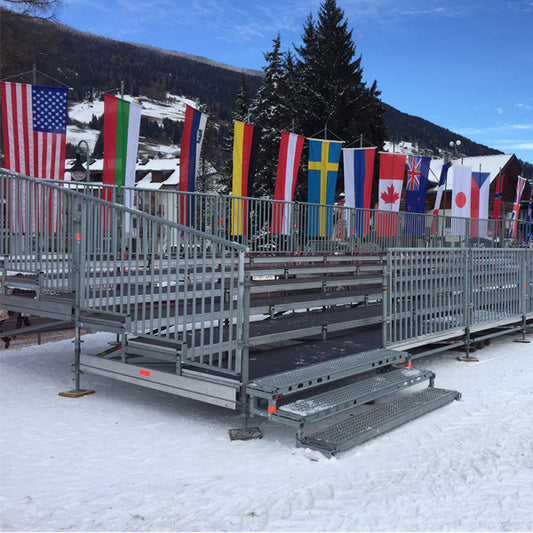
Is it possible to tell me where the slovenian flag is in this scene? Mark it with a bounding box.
[470,170,491,238]
[307,139,342,237]
[179,105,208,225]
[404,155,431,235]
[231,120,261,235]
[271,131,305,235]
[342,147,375,236]
[103,94,141,209]
[377,152,406,237]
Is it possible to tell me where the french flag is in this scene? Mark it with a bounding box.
[271,131,305,234]
[179,105,207,225]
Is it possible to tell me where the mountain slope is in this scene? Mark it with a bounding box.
[1,8,531,179]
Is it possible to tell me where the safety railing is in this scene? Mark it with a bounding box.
[1,170,249,376]
[61,181,532,254]
[383,248,533,347]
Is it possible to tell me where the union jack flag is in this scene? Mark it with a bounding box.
[509,176,526,239]
[406,156,421,191]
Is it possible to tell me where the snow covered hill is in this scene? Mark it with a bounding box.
[68,93,196,158]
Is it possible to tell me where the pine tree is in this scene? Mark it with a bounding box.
[234,72,250,122]
[293,0,387,201]
[249,34,299,197]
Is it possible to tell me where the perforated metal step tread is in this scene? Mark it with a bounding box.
[298,387,461,456]
[246,348,408,399]
[273,368,434,425]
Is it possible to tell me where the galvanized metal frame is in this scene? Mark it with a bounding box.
[59,182,532,255]
[1,170,249,385]
[1,170,531,414]
[384,247,533,350]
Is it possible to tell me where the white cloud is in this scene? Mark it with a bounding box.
[458,123,533,136]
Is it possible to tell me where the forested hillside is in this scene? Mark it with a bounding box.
[0,8,262,124]
[1,8,531,180]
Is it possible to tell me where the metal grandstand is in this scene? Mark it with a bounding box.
[1,170,531,455]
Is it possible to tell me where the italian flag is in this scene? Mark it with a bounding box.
[103,94,142,203]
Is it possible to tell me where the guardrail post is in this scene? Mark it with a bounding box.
[59,201,94,398]
[516,250,531,343]
[458,249,478,362]
[239,273,251,404]
[382,252,390,347]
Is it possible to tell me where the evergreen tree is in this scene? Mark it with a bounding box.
[249,34,299,197]
[293,0,387,201]
[234,72,250,122]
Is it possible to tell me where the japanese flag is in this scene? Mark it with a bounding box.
[451,165,472,235]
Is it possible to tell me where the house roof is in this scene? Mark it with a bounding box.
[428,154,515,189]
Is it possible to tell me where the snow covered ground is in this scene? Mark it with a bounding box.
[1,331,532,532]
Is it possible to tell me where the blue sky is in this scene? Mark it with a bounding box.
[56,0,533,164]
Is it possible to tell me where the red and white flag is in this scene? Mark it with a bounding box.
[377,152,405,237]
[271,131,305,234]
[1,82,68,232]
[451,165,472,236]
[509,176,527,238]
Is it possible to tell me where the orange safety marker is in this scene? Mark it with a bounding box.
[139,369,151,377]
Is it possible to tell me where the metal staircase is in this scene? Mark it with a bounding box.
[247,348,460,457]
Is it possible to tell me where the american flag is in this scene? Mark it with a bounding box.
[509,176,526,239]
[1,82,68,231]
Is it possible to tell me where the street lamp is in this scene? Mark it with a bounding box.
[449,140,461,158]
[70,140,91,182]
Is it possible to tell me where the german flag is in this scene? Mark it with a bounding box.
[231,120,261,235]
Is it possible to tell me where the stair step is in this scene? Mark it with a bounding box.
[273,368,434,426]
[298,387,461,457]
[4,273,40,291]
[247,347,408,400]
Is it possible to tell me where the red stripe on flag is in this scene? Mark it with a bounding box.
[10,85,21,174]
[103,94,118,199]
[22,85,33,176]
[0,82,10,169]
[180,106,193,192]
[240,123,254,197]
[179,106,193,224]
[271,133,290,234]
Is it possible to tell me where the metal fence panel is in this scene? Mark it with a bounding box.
[384,248,533,346]
[1,170,248,376]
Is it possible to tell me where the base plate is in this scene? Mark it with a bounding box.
[229,427,263,441]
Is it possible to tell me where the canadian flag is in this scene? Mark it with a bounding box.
[377,152,406,237]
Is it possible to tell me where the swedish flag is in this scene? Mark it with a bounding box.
[307,139,342,237]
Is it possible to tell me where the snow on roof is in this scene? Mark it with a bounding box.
[135,172,162,189]
[428,154,514,190]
